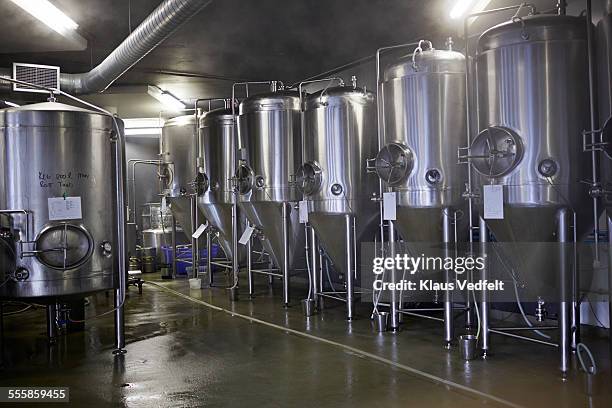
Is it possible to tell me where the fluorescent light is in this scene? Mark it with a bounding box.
[449,0,477,19]
[147,85,186,112]
[11,0,79,35]
[123,117,164,136]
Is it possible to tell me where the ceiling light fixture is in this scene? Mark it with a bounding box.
[147,85,186,112]
[10,0,79,36]
[123,118,165,137]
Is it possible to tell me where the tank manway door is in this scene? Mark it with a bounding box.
[35,224,93,270]
[374,142,414,186]
[470,126,524,178]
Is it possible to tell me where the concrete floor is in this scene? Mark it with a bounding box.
[1,272,611,408]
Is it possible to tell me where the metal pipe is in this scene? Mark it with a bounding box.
[231,199,239,288]
[479,217,490,357]
[492,326,558,331]
[46,303,58,340]
[399,311,445,323]
[345,214,355,321]
[557,0,567,15]
[190,195,198,278]
[586,0,601,252]
[127,159,160,223]
[60,0,213,94]
[489,329,559,348]
[558,208,571,376]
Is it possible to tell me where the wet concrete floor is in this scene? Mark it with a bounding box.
[0,272,611,407]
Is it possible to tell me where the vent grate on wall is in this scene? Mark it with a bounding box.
[12,63,60,93]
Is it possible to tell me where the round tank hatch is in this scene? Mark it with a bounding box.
[471,126,523,178]
[235,163,255,195]
[296,162,323,196]
[35,224,93,270]
[374,143,414,186]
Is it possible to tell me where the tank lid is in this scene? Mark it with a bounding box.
[199,107,235,126]
[164,114,197,127]
[304,86,374,110]
[239,90,300,114]
[478,15,587,53]
[384,49,465,81]
[2,101,105,116]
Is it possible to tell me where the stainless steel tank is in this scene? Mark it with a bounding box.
[160,114,202,236]
[236,90,305,280]
[0,102,118,299]
[472,15,592,241]
[375,45,467,242]
[198,108,244,261]
[298,85,378,298]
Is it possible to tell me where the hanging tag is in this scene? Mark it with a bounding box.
[48,196,82,220]
[238,225,255,245]
[383,192,397,221]
[192,222,208,239]
[298,200,309,224]
[483,185,504,219]
[161,196,167,212]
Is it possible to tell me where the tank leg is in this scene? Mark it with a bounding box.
[171,216,177,280]
[345,214,355,321]
[479,217,490,358]
[247,227,254,298]
[46,303,58,342]
[388,220,400,331]
[207,230,213,286]
[571,212,580,351]
[309,225,320,309]
[191,196,198,279]
[231,201,239,291]
[282,203,290,306]
[607,212,612,366]
[558,208,570,377]
[442,209,454,348]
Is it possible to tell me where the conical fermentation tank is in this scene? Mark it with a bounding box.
[298,85,378,319]
[198,108,245,262]
[597,8,612,214]
[375,44,468,242]
[160,114,203,237]
[236,90,305,301]
[0,102,120,299]
[471,15,592,241]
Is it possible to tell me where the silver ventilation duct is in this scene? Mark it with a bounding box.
[1,0,212,95]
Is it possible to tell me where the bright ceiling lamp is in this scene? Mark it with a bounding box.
[10,0,79,35]
[123,118,165,136]
[147,85,186,112]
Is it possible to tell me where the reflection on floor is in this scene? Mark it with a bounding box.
[1,272,610,407]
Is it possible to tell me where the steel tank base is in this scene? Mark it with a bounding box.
[0,274,115,301]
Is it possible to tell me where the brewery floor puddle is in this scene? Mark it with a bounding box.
[1,272,610,407]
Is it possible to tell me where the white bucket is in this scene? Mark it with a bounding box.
[189,278,202,290]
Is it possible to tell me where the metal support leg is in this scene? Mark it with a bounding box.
[479,217,490,357]
[607,212,612,366]
[442,209,454,348]
[231,201,239,289]
[388,220,400,331]
[207,230,213,286]
[345,214,355,321]
[282,203,290,306]
[113,289,126,355]
[171,216,177,280]
[191,195,198,279]
[46,303,58,341]
[558,208,571,376]
[247,229,254,297]
[309,225,320,308]
[571,212,580,351]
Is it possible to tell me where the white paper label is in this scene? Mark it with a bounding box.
[383,192,397,221]
[298,200,309,224]
[238,225,255,245]
[48,196,82,220]
[161,196,167,212]
[483,185,504,219]
[192,222,208,239]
